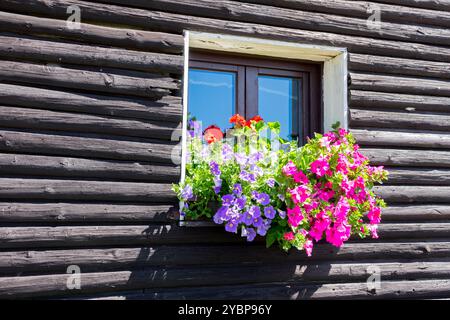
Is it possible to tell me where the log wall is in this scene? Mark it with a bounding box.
[0,0,449,299]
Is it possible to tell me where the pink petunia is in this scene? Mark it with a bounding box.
[367,206,381,224]
[293,170,309,184]
[287,206,304,228]
[289,185,310,204]
[282,160,298,177]
[304,238,314,256]
[283,231,295,241]
[310,156,330,177]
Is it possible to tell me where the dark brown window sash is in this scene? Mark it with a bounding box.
[190,51,322,144]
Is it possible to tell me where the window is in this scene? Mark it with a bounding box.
[188,51,322,144]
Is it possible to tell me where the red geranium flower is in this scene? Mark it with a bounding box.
[203,125,223,144]
[245,115,263,127]
[229,114,246,127]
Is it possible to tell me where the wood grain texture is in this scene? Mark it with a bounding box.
[1,260,450,298]
[0,153,180,182]
[95,0,450,46]
[240,0,450,28]
[0,60,179,98]
[0,106,180,140]
[0,35,183,74]
[0,202,178,223]
[350,90,450,113]
[0,83,182,122]
[2,0,450,62]
[0,129,178,164]
[362,148,450,168]
[0,178,176,202]
[0,11,183,53]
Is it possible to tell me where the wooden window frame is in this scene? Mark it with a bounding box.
[190,51,322,144]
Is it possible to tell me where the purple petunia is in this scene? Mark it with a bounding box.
[213,177,222,194]
[252,216,264,228]
[222,144,233,162]
[209,161,221,177]
[266,178,276,188]
[222,194,234,207]
[181,184,194,201]
[213,206,228,224]
[233,183,242,196]
[240,211,253,226]
[252,192,270,206]
[239,170,256,183]
[264,206,276,219]
[225,219,238,233]
[249,205,261,218]
[278,209,286,219]
[243,227,257,242]
[256,219,271,236]
[234,197,246,210]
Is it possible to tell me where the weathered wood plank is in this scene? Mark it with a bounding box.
[0,11,183,53]
[349,54,450,79]
[138,279,450,300]
[382,205,450,221]
[1,241,450,275]
[1,261,450,298]
[0,35,183,74]
[0,130,178,164]
[353,129,450,149]
[0,153,180,182]
[2,1,450,62]
[350,73,450,97]
[242,0,450,28]
[0,60,179,98]
[0,178,176,202]
[350,90,450,113]
[387,168,450,186]
[0,202,178,223]
[350,109,450,132]
[0,83,182,122]
[0,223,448,249]
[94,0,450,46]
[362,148,450,168]
[369,0,450,11]
[0,106,180,140]
[374,186,450,204]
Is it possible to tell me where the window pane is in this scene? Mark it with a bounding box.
[188,69,236,132]
[258,75,300,141]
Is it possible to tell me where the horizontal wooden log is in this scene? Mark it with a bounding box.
[0,223,448,249]
[0,153,180,183]
[370,0,450,11]
[0,178,176,202]
[350,109,450,132]
[2,1,450,62]
[137,279,450,300]
[374,186,450,204]
[0,202,178,223]
[350,73,450,97]
[350,90,450,113]
[93,0,450,46]
[382,205,450,221]
[349,54,450,79]
[0,35,182,74]
[242,0,450,28]
[0,129,177,163]
[1,241,450,276]
[0,60,179,98]
[1,261,450,298]
[0,83,182,122]
[362,148,450,168]
[0,11,183,53]
[353,129,450,149]
[0,106,180,140]
[387,168,450,185]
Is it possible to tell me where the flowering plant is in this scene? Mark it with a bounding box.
[173,114,388,256]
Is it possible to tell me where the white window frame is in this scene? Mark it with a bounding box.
[179,30,348,225]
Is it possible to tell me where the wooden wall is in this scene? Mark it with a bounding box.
[0,0,450,299]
